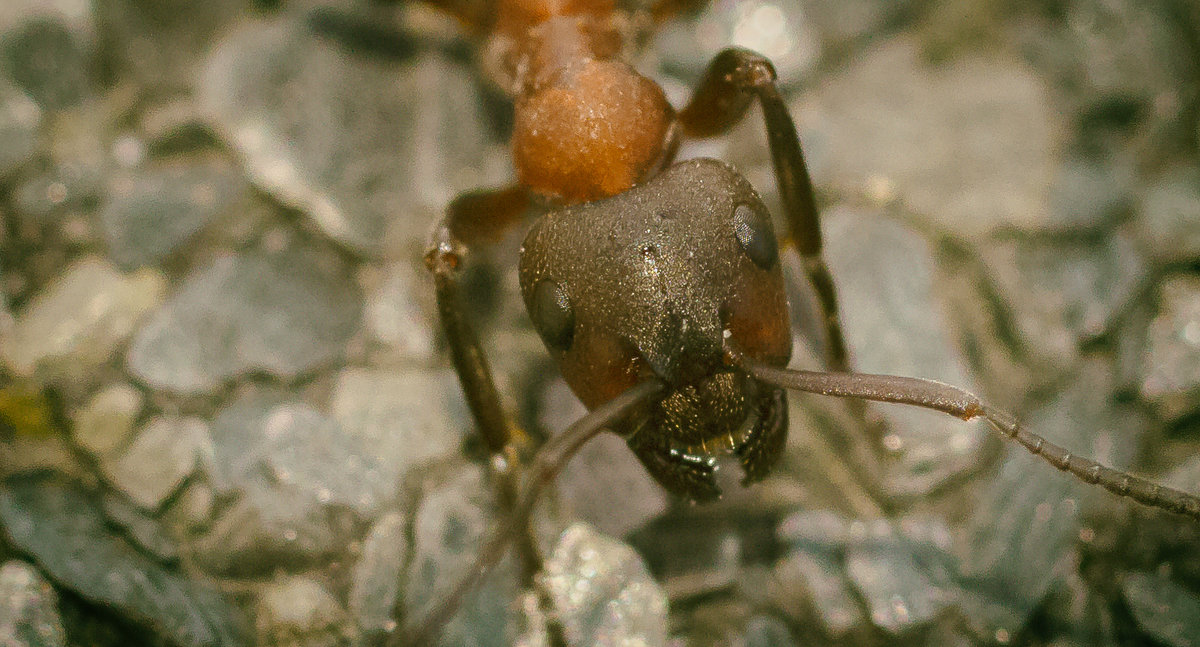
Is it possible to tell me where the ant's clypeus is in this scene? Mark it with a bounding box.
[357,0,1200,644]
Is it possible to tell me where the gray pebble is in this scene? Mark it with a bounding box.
[9,163,105,224]
[742,615,798,647]
[843,517,958,635]
[198,18,505,255]
[0,561,65,647]
[254,576,349,647]
[126,250,360,395]
[531,523,668,647]
[1122,572,1200,647]
[820,205,988,495]
[100,415,210,511]
[797,37,1061,237]
[72,383,142,459]
[0,14,91,110]
[956,360,1148,639]
[405,464,517,647]
[1139,275,1200,420]
[1135,166,1200,265]
[362,262,439,363]
[773,547,864,637]
[979,233,1147,373]
[101,160,249,269]
[101,493,181,563]
[0,478,248,647]
[189,389,384,575]
[2,256,165,385]
[329,367,467,505]
[349,512,406,638]
[0,77,39,180]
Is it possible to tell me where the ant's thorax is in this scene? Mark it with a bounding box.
[479,2,679,203]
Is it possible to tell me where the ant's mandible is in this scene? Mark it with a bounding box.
[399,0,1200,643]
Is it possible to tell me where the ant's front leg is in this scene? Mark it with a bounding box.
[680,48,850,375]
[680,49,903,510]
[424,185,545,580]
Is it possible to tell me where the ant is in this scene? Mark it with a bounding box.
[383,0,1200,644]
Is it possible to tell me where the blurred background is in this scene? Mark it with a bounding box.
[1,0,1200,645]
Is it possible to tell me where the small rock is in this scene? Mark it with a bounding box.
[773,548,864,637]
[208,389,389,515]
[0,478,248,647]
[191,390,382,575]
[1135,166,1200,264]
[742,615,798,647]
[255,576,349,647]
[655,0,821,86]
[798,37,1062,237]
[979,233,1147,372]
[3,256,165,385]
[92,0,243,91]
[1057,0,1197,142]
[349,512,406,638]
[530,523,668,647]
[0,77,40,180]
[329,367,467,502]
[1139,275,1200,420]
[0,14,92,110]
[100,160,249,269]
[160,481,216,536]
[956,360,1148,639]
[1122,572,1200,647]
[100,415,210,511]
[189,493,352,577]
[843,517,958,634]
[101,493,181,563]
[362,262,438,362]
[72,383,143,458]
[198,18,505,254]
[1043,569,1119,647]
[1163,455,1200,494]
[405,464,517,647]
[126,250,360,395]
[820,205,988,495]
[9,162,105,224]
[1047,157,1132,232]
[0,560,66,647]
[776,511,957,636]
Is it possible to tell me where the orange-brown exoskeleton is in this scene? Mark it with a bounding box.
[401,0,1200,644]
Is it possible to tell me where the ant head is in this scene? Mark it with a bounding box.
[511,57,676,204]
[519,158,792,453]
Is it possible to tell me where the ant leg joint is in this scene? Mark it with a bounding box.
[713,47,777,90]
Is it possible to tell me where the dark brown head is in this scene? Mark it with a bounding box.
[518,158,792,498]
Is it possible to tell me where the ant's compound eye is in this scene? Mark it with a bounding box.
[733,203,778,270]
[530,279,575,352]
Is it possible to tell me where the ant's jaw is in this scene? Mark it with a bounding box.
[624,371,785,503]
[653,371,755,450]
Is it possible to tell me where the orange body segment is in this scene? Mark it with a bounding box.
[513,59,674,202]
[494,0,615,35]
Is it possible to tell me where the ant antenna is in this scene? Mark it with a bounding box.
[397,379,666,647]
[740,358,1200,522]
